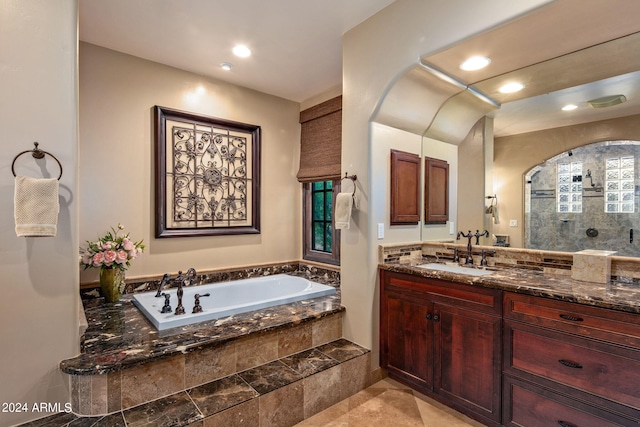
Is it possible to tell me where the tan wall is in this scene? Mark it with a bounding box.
[0,1,80,425]
[494,113,640,248]
[79,43,302,284]
[341,0,555,368]
[457,118,489,239]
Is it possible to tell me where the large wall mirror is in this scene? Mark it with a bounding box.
[414,1,640,253]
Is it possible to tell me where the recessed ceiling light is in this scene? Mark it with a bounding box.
[221,62,233,71]
[232,44,251,58]
[562,104,578,111]
[498,82,525,94]
[459,56,491,71]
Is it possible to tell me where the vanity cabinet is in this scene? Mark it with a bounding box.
[380,270,502,425]
[503,292,640,426]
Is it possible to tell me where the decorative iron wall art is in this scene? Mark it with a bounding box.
[154,106,261,237]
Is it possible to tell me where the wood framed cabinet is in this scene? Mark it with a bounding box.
[390,149,420,225]
[503,292,640,426]
[380,270,502,425]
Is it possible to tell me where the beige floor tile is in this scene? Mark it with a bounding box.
[295,378,487,427]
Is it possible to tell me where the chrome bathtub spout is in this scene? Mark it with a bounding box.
[155,273,171,297]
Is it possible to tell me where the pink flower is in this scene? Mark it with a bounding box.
[82,252,92,266]
[101,242,112,250]
[115,250,128,264]
[92,252,105,267]
[122,238,135,251]
[103,250,117,266]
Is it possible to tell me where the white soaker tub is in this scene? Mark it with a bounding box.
[132,274,336,330]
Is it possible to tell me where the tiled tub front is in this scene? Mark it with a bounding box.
[67,312,347,415]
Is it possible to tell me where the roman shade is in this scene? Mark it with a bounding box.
[297,95,342,183]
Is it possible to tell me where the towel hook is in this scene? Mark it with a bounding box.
[342,172,357,198]
[11,142,63,180]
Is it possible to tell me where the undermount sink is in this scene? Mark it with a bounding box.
[416,263,495,277]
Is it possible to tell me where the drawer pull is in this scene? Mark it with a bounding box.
[559,314,584,322]
[557,421,577,427]
[558,359,583,369]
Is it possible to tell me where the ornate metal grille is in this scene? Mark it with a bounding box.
[170,125,249,227]
[155,106,261,237]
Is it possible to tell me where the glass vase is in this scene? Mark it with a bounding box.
[100,267,126,303]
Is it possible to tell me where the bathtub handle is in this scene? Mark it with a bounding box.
[192,293,211,314]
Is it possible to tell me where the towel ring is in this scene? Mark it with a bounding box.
[11,142,63,180]
[342,172,357,198]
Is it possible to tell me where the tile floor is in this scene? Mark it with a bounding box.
[295,378,486,427]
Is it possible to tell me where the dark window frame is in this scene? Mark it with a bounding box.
[303,179,340,265]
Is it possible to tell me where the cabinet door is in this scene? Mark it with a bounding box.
[434,303,502,422]
[382,291,433,391]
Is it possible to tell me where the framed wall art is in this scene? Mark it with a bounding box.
[154,106,261,237]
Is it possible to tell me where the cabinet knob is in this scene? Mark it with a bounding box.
[558,359,583,369]
[433,314,440,322]
[426,313,432,320]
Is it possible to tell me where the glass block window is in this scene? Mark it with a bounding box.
[557,162,582,213]
[605,156,635,213]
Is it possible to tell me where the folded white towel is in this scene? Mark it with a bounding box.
[14,176,59,237]
[334,192,353,230]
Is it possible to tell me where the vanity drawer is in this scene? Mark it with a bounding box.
[504,292,640,349]
[506,322,640,410]
[503,375,630,427]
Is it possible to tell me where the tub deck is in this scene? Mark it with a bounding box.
[61,271,342,376]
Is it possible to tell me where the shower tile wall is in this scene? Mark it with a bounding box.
[526,142,640,257]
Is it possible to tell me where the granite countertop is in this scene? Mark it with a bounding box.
[61,271,342,376]
[380,258,640,314]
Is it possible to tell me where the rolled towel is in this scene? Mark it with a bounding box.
[14,176,59,237]
[334,192,353,230]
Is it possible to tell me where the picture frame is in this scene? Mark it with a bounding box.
[154,106,261,237]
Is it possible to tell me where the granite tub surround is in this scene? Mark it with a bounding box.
[380,245,640,315]
[61,263,348,419]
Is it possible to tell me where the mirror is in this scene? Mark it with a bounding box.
[417,6,640,251]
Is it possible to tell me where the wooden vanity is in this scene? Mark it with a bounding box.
[380,266,640,427]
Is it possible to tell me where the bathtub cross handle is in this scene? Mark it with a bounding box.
[192,293,210,314]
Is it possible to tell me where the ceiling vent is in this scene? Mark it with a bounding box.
[588,94,627,109]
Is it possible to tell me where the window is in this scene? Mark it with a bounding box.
[303,180,340,265]
[605,156,635,213]
[557,161,582,213]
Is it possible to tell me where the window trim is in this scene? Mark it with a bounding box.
[303,180,340,265]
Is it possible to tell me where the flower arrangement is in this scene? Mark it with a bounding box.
[80,224,145,271]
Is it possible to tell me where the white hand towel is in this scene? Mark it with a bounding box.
[492,205,500,225]
[14,176,60,237]
[334,192,353,230]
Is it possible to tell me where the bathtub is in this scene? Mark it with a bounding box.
[132,274,337,330]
